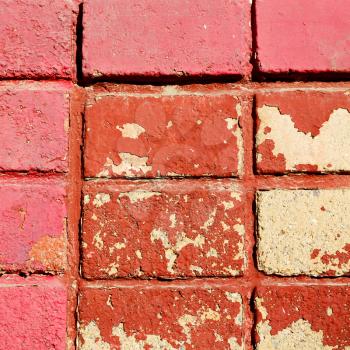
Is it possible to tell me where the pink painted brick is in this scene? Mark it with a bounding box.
[0,276,67,350]
[0,82,70,172]
[82,0,251,80]
[256,0,350,74]
[0,0,74,79]
[0,178,67,273]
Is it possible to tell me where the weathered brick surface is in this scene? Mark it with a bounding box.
[78,284,244,349]
[254,286,350,350]
[0,0,74,79]
[256,90,350,173]
[256,0,350,74]
[0,178,67,273]
[0,82,71,172]
[256,189,350,276]
[82,179,246,279]
[82,0,251,80]
[84,86,246,178]
[0,275,67,350]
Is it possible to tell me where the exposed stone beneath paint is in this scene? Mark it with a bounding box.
[257,189,350,276]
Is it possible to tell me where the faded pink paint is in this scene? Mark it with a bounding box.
[256,0,350,73]
[0,178,67,272]
[0,0,74,79]
[0,275,67,350]
[82,0,251,79]
[0,81,70,172]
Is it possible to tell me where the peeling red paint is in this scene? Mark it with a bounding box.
[82,179,246,279]
[255,286,350,349]
[78,284,243,349]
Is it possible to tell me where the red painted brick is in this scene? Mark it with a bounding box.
[0,81,70,172]
[0,178,67,273]
[256,0,350,74]
[82,179,246,279]
[254,286,350,349]
[78,283,244,349]
[0,275,67,350]
[84,86,246,178]
[82,0,251,80]
[0,0,74,79]
[255,90,350,173]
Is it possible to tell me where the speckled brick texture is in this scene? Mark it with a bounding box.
[2,0,350,349]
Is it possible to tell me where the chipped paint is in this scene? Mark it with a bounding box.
[257,105,350,172]
[116,123,145,139]
[257,189,350,276]
[150,228,205,274]
[97,154,152,177]
[93,193,111,207]
[112,323,176,350]
[119,190,161,204]
[78,321,111,350]
[256,319,333,350]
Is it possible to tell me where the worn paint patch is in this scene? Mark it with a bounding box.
[78,286,243,349]
[84,92,245,178]
[257,189,350,276]
[82,180,246,278]
[254,286,350,350]
[116,123,145,139]
[256,90,350,173]
[28,234,66,272]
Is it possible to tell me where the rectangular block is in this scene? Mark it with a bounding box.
[0,0,74,79]
[256,0,350,74]
[0,82,71,172]
[84,86,246,178]
[0,276,67,350]
[256,189,350,276]
[255,90,350,173]
[254,286,350,350]
[82,179,246,279]
[82,0,251,80]
[0,178,67,273]
[78,284,244,349]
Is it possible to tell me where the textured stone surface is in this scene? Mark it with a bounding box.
[78,284,243,349]
[84,86,245,178]
[82,179,246,279]
[256,189,350,276]
[0,275,67,350]
[82,0,251,79]
[256,0,350,74]
[0,81,71,172]
[256,90,350,173]
[0,178,67,273]
[255,286,350,350]
[0,0,74,79]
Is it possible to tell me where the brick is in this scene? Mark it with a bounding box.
[0,0,74,79]
[256,0,350,74]
[0,178,67,273]
[256,189,350,276]
[0,275,67,350]
[84,86,246,178]
[82,0,251,80]
[82,179,246,279]
[0,81,71,172]
[255,90,350,173]
[78,284,244,349]
[254,286,350,350]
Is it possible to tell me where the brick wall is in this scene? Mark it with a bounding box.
[1,0,350,349]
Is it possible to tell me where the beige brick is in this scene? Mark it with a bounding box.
[256,189,350,276]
